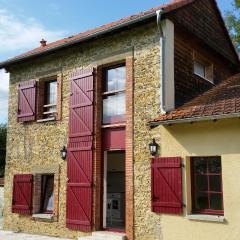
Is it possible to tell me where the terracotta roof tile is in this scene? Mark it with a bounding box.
[150,73,240,123]
[0,0,195,66]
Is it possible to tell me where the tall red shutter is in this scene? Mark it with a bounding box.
[151,157,183,214]
[66,69,94,232]
[17,80,37,122]
[12,174,33,215]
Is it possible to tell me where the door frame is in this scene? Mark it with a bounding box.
[102,150,126,230]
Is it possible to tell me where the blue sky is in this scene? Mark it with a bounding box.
[0,0,234,123]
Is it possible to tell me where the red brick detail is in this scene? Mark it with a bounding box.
[0,178,4,187]
[125,57,134,240]
[93,66,103,230]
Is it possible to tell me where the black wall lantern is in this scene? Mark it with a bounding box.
[149,138,158,156]
[60,146,67,160]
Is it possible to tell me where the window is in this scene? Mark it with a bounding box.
[43,80,57,118]
[37,76,62,121]
[102,65,126,124]
[191,157,223,215]
[41,175,54,214]
[193,52,213,83]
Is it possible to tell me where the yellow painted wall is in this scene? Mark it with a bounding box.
[157,118,240,240]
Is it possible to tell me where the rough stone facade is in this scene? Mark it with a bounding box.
[4,21,161,240]
[3,1,240,240]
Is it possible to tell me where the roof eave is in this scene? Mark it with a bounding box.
[148,112,240,126]
[0,10,160,69]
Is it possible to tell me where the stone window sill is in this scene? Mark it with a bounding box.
[194,73,214,85]
[32,213,54,221]
[37,117,56,123]
[187,214,225,223]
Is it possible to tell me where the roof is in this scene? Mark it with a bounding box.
[149,73,240,125]
[0,0,197,68]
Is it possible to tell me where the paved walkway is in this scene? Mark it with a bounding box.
[0,230,73,240]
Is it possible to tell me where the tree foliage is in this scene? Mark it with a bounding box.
[0,123,7,177]
[225,0,240,51]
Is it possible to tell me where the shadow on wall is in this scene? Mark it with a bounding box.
[161,118,240,156]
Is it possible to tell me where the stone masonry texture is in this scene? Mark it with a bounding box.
[3,1,239,239]
[4,21,162,240]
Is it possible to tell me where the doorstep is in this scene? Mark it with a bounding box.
[78,231,126,240]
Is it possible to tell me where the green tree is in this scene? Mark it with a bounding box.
[0,123,7,177]
[225,0,240,51]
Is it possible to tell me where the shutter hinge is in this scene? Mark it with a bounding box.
[182,203,186,208]
[181,164,185,168]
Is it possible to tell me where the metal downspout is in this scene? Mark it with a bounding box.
[156,9,166,114]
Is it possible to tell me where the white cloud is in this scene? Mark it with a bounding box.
[0,69,9,91]
[0,70,9,123]
[0,8,66,55]
[0,9,66,123]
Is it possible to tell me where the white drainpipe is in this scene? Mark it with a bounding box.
[156,9,166,114]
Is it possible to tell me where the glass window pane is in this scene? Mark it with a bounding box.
[45,80,57,113]
[116,93,126,116]
[42,175,54,212]
[195,175,208,191]
[103,93,125,124]
[195,192,208,210]
[209,175,221,192]
[194,61,205,77]
[208,157,221,173]
[210,194,222,210]
[106,66,126,92]
[193,158,207,174]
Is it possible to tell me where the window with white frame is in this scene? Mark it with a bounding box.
[193,52,214,83]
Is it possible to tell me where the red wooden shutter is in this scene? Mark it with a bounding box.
[12,174,33,215]
[151,157,183,214]
[17,80,37,122]
[66,68,94,232]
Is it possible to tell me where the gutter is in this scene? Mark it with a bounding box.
[156,9,166,114]
[0,10,163,69]
[148,112,240,126]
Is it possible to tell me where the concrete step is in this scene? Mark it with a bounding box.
[78,231,126,240]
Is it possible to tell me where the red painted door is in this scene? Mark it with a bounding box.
[66,69,94,232]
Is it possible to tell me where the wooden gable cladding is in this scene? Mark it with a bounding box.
[151,157,183,215]
[169,0,239,65]
[17,80,37,122]
[66,68,95,232]
[12,174,33,215]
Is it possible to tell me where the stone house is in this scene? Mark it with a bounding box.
[0,0,240,240]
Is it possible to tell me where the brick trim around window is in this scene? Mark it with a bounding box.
[32,165,60,221]
[37,74,62,121]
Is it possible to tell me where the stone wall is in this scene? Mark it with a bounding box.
[4,21,161,240]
